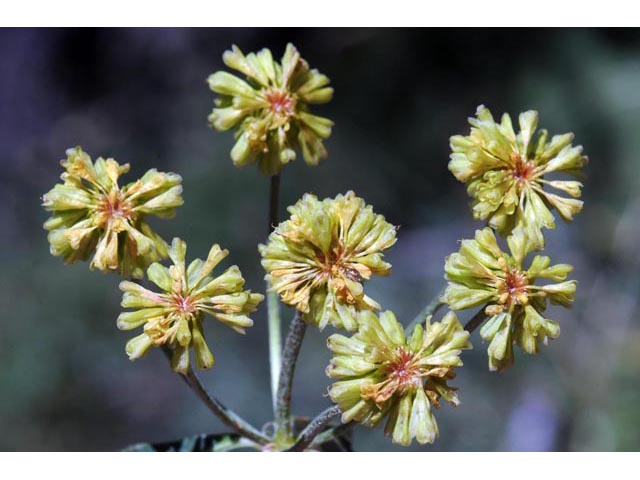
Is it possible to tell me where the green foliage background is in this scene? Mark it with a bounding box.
[1,28,639,451]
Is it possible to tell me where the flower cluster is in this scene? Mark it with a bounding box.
[117,238,263,373]
[42,147,183,279]
[449,105,588,249]
[443,228,576,371]
[208,43,334,175]
[327,310,471,446]
[259,191,397,331]
[40,44,588,452]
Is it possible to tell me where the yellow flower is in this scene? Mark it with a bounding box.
[117,238,263,373]
[443,227,577,371]
[208,43,334,175]
[42,147,183,278]
[327,310,471,446]
[259,191,396,331]
[449,105,588,249]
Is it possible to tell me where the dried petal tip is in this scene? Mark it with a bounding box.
[327,309,471,446]
[208,44,334,175]
[259,191,397,331]
[449,106,587,249]
[443,227,577,371]
[42,147,183,278]
[117,237,263,373]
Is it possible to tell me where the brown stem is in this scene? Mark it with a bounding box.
[464,308,487,333]
[286,405,342,452]
[275,312,307,440]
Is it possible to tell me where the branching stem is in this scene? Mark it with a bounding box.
[286,405,342,452]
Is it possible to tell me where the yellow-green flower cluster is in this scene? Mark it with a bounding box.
[443,228,576,371]
[327,310,471,446]
[259,191,397,331]
[449,105,588,249]
[118,238,263,373]
[42,147,183,279]
[208,43,334,175]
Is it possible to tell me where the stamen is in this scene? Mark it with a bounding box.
[384,348,422,391]
[172,293,197,317]
[510,152,536,186]
[264,89,295,117]
[96,191,133,226]
[497,265,529,306]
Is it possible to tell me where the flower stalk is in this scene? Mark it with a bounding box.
[464,309,487,333]
[286,405,342,452]
[161,346,270,445]
[404,286,447,335]
[275,312,307,441]
[267,173,282,415]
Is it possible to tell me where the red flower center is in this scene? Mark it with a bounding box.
[96,191,133,226]
[172,294,197,316]
[385,347,421,390]
[501,267,529,305]
[510,153,536,186]
[264,89,295,117]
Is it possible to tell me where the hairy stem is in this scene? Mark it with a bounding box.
[161,346,270,445]
[286,405,342,452]
[464,308,487,333]
[267,173,282,416]
[307,422,352,450]
[276,312,307,440]
[404,286,447,334]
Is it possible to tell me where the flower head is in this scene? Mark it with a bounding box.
[259,191,397,331]
[208,43,334,175]
[42,147,183,278]
[326,310,471,446]
[449,105,588,249]
[117,238,263,373]
[443,227,577,371]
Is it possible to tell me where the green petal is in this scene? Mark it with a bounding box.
[207,71,255,97]
[147,262,173,292]
[117,308,166,330]
[409,387,438,445]
[192,319,215,369]
[170,345,190,374]
[125,333,154,360]
[390,394,413,446]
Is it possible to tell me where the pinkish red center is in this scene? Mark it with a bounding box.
[385,347,421,389]
[510,153,536,186]
[172,294,197,316]
[264,89,295,116]
[97,192,133,224]
[503,268,529,302]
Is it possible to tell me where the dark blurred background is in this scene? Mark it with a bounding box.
[1,28,639,451]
